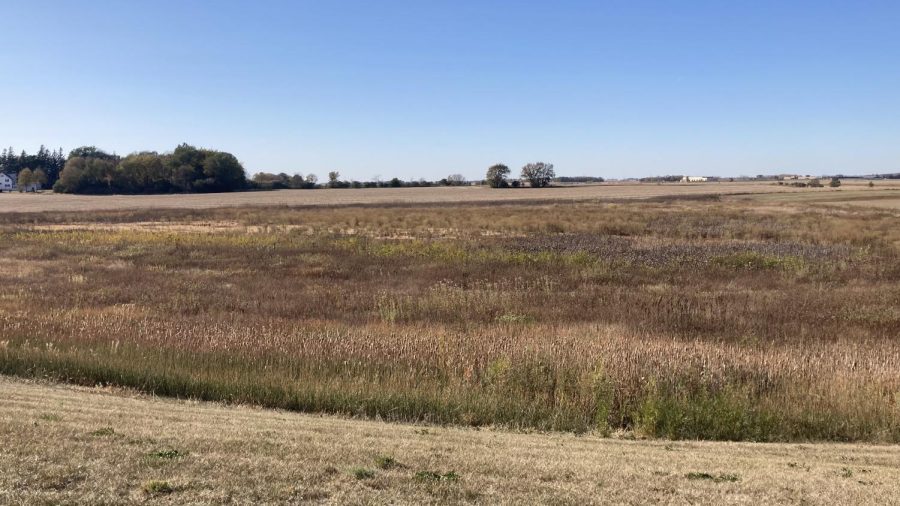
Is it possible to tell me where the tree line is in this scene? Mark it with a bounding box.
[53,144,248,194]
[3,144,585,194]
[250,171,471,189]
[0,146,67,187]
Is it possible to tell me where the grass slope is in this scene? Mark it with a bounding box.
[1,376,898,505]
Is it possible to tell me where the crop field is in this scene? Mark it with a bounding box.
[2,179,898,213]
[1,189,898,444]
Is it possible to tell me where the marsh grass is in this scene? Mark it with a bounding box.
[0,200,898,440]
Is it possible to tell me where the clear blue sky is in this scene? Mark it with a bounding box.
[2,1,899,180]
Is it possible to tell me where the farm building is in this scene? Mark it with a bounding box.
[0,173,16,191]
[0,172,41,192]
[680,176,708,182]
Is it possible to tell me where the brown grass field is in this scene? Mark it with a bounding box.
[1,179,898,213]
[3,376,899,505]
[1,183,899,503]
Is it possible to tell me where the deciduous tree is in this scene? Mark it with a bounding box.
[485,164,510,188]
[520,162,555,188]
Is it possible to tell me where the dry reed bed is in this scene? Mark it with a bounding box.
[0,200,898,440]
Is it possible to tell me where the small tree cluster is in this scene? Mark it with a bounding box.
[439,174,467,186]
[15,168,48,191]
[252,172,317,189]
[485,162,556,188]
[0,145,66,187]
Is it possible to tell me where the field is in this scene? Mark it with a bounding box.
[2,183,899,503]
[3,376,899,505]
[2,179,898,213]
[2,183,899,441]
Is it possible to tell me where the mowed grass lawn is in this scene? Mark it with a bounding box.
[2,376,899,505]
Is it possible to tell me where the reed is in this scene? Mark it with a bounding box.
[1,199,897,440]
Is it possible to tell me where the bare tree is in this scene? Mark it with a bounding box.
[446,174,466,186]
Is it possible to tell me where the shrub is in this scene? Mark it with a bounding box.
[143,480,174,495]
[352,468,376,479]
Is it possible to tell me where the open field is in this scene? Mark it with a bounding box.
[1,192,898,442]
[2,376,898,505]
[1,180,898,213]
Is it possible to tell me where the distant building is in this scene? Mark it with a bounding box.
[0,173,16,191]
[680,176,708,183]
[0,172,41,192]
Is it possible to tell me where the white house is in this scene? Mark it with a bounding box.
[0,173,15,192]
[0,172,42,192]
[681,176,708,183]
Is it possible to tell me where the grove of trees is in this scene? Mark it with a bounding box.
[15,168,48,191]
[485,162,556,188]
[0,146,66,188]
[53,144,248,194]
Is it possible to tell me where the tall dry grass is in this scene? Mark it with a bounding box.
[0,199,898,440]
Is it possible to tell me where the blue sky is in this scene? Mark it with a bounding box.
[2,1,899,180]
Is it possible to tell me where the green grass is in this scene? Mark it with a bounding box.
[142,480,174,495]
[352,468,376,480]
[375,455,401,470]
[1,336,898,441]
[148,449,187,460]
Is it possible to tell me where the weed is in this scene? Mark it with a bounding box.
[148,449,187,460]
[415,470,459,483]
[375,455,400,470]
[90,427,115,436]
[685,472,739,483]
[352,468,376,480]
[142,480,174,495]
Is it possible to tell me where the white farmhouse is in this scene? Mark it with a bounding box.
[680,176,708,183]
[0,173,15,192]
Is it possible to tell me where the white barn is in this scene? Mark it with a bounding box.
[681,176,708,183]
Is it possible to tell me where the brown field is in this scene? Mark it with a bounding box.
[2,187,899,441]
[2,184,900,504]
[2,376,898,505]
[1,180,898,213]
